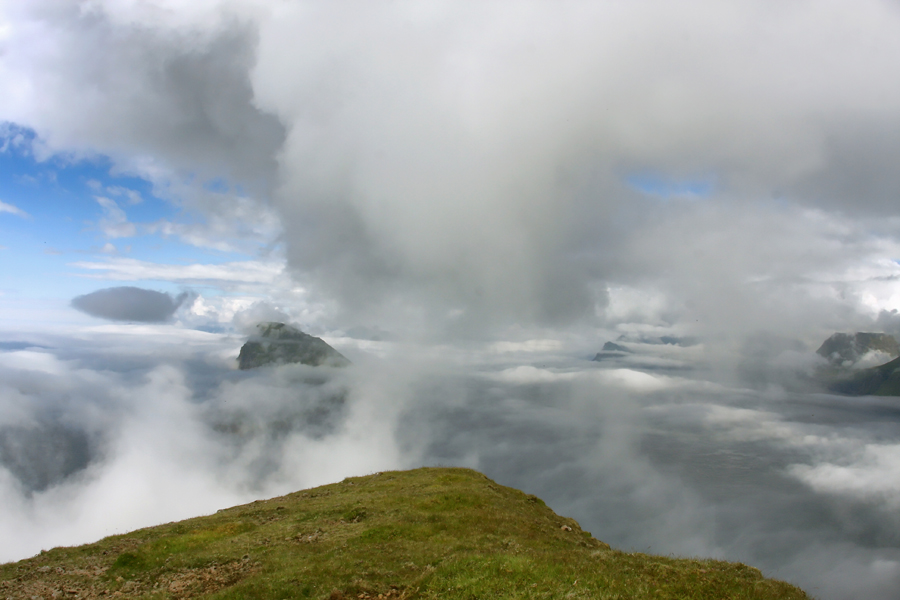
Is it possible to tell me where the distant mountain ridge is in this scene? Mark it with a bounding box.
[815,332,899,367]
[592,341,632,361]
[815,332,900,396]
[238,322,351,370]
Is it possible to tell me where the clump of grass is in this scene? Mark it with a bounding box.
[1,467,809,599]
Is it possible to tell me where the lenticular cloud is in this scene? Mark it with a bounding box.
[71,287,191,322]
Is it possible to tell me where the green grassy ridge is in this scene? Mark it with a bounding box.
[1,467,810,599]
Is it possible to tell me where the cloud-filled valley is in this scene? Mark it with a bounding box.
[2,329,900,599]
[4,2,900,599]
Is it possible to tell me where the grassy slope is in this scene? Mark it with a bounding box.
[1,467,810,599]
[827,355,900,396]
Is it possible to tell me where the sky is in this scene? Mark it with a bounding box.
[3,1,900,598]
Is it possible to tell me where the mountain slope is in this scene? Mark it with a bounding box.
[829,354,900,396]
[1,467,809,599]
[816,332,899,366]
[238,322,351,370]
[811,332,900,396]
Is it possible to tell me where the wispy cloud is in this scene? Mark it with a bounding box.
[94,196,136,238]
[106,185,142,205]
[0,199,29,219]
[70,257,286,287]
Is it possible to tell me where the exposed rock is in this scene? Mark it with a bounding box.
[238,322,351,370]
[816,332,899,367]
[592,341,632,361]
[602,341,631,353]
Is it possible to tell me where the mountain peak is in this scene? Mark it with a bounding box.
[238,322,351,369]
[815,332,899,367]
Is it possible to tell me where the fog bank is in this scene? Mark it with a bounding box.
[1,327,900,599]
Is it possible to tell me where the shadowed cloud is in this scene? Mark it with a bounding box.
[71,287,192,322]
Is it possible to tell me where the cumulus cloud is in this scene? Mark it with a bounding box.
[242,0,900,339]
[71,286,192,322]
[0,0,284,255]
[4,0,900,342]
[230,301,290,334]
[0,1,283,181]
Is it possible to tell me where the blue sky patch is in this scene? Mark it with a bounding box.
[0,123,259,302]
[626,172,715,199]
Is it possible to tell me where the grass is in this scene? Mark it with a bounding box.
[0,467,810,599]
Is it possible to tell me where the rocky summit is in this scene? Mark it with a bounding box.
[237,322,351,370]
[592,340,632,361]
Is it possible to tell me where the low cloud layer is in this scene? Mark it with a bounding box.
[71,287,191,322]
[0,328,899,599]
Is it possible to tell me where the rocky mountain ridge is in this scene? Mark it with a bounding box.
[237,322,351,370]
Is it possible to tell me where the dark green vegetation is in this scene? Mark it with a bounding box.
[238,322,351,370]
[827,355,900,396]
[814,332,900,395]
[2,468,809,599]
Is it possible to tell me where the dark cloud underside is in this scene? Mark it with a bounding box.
[71,287,189,322]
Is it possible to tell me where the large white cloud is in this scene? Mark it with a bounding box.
[4,0,900,341]
[247,0,900,336]
[0,0,284,255]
